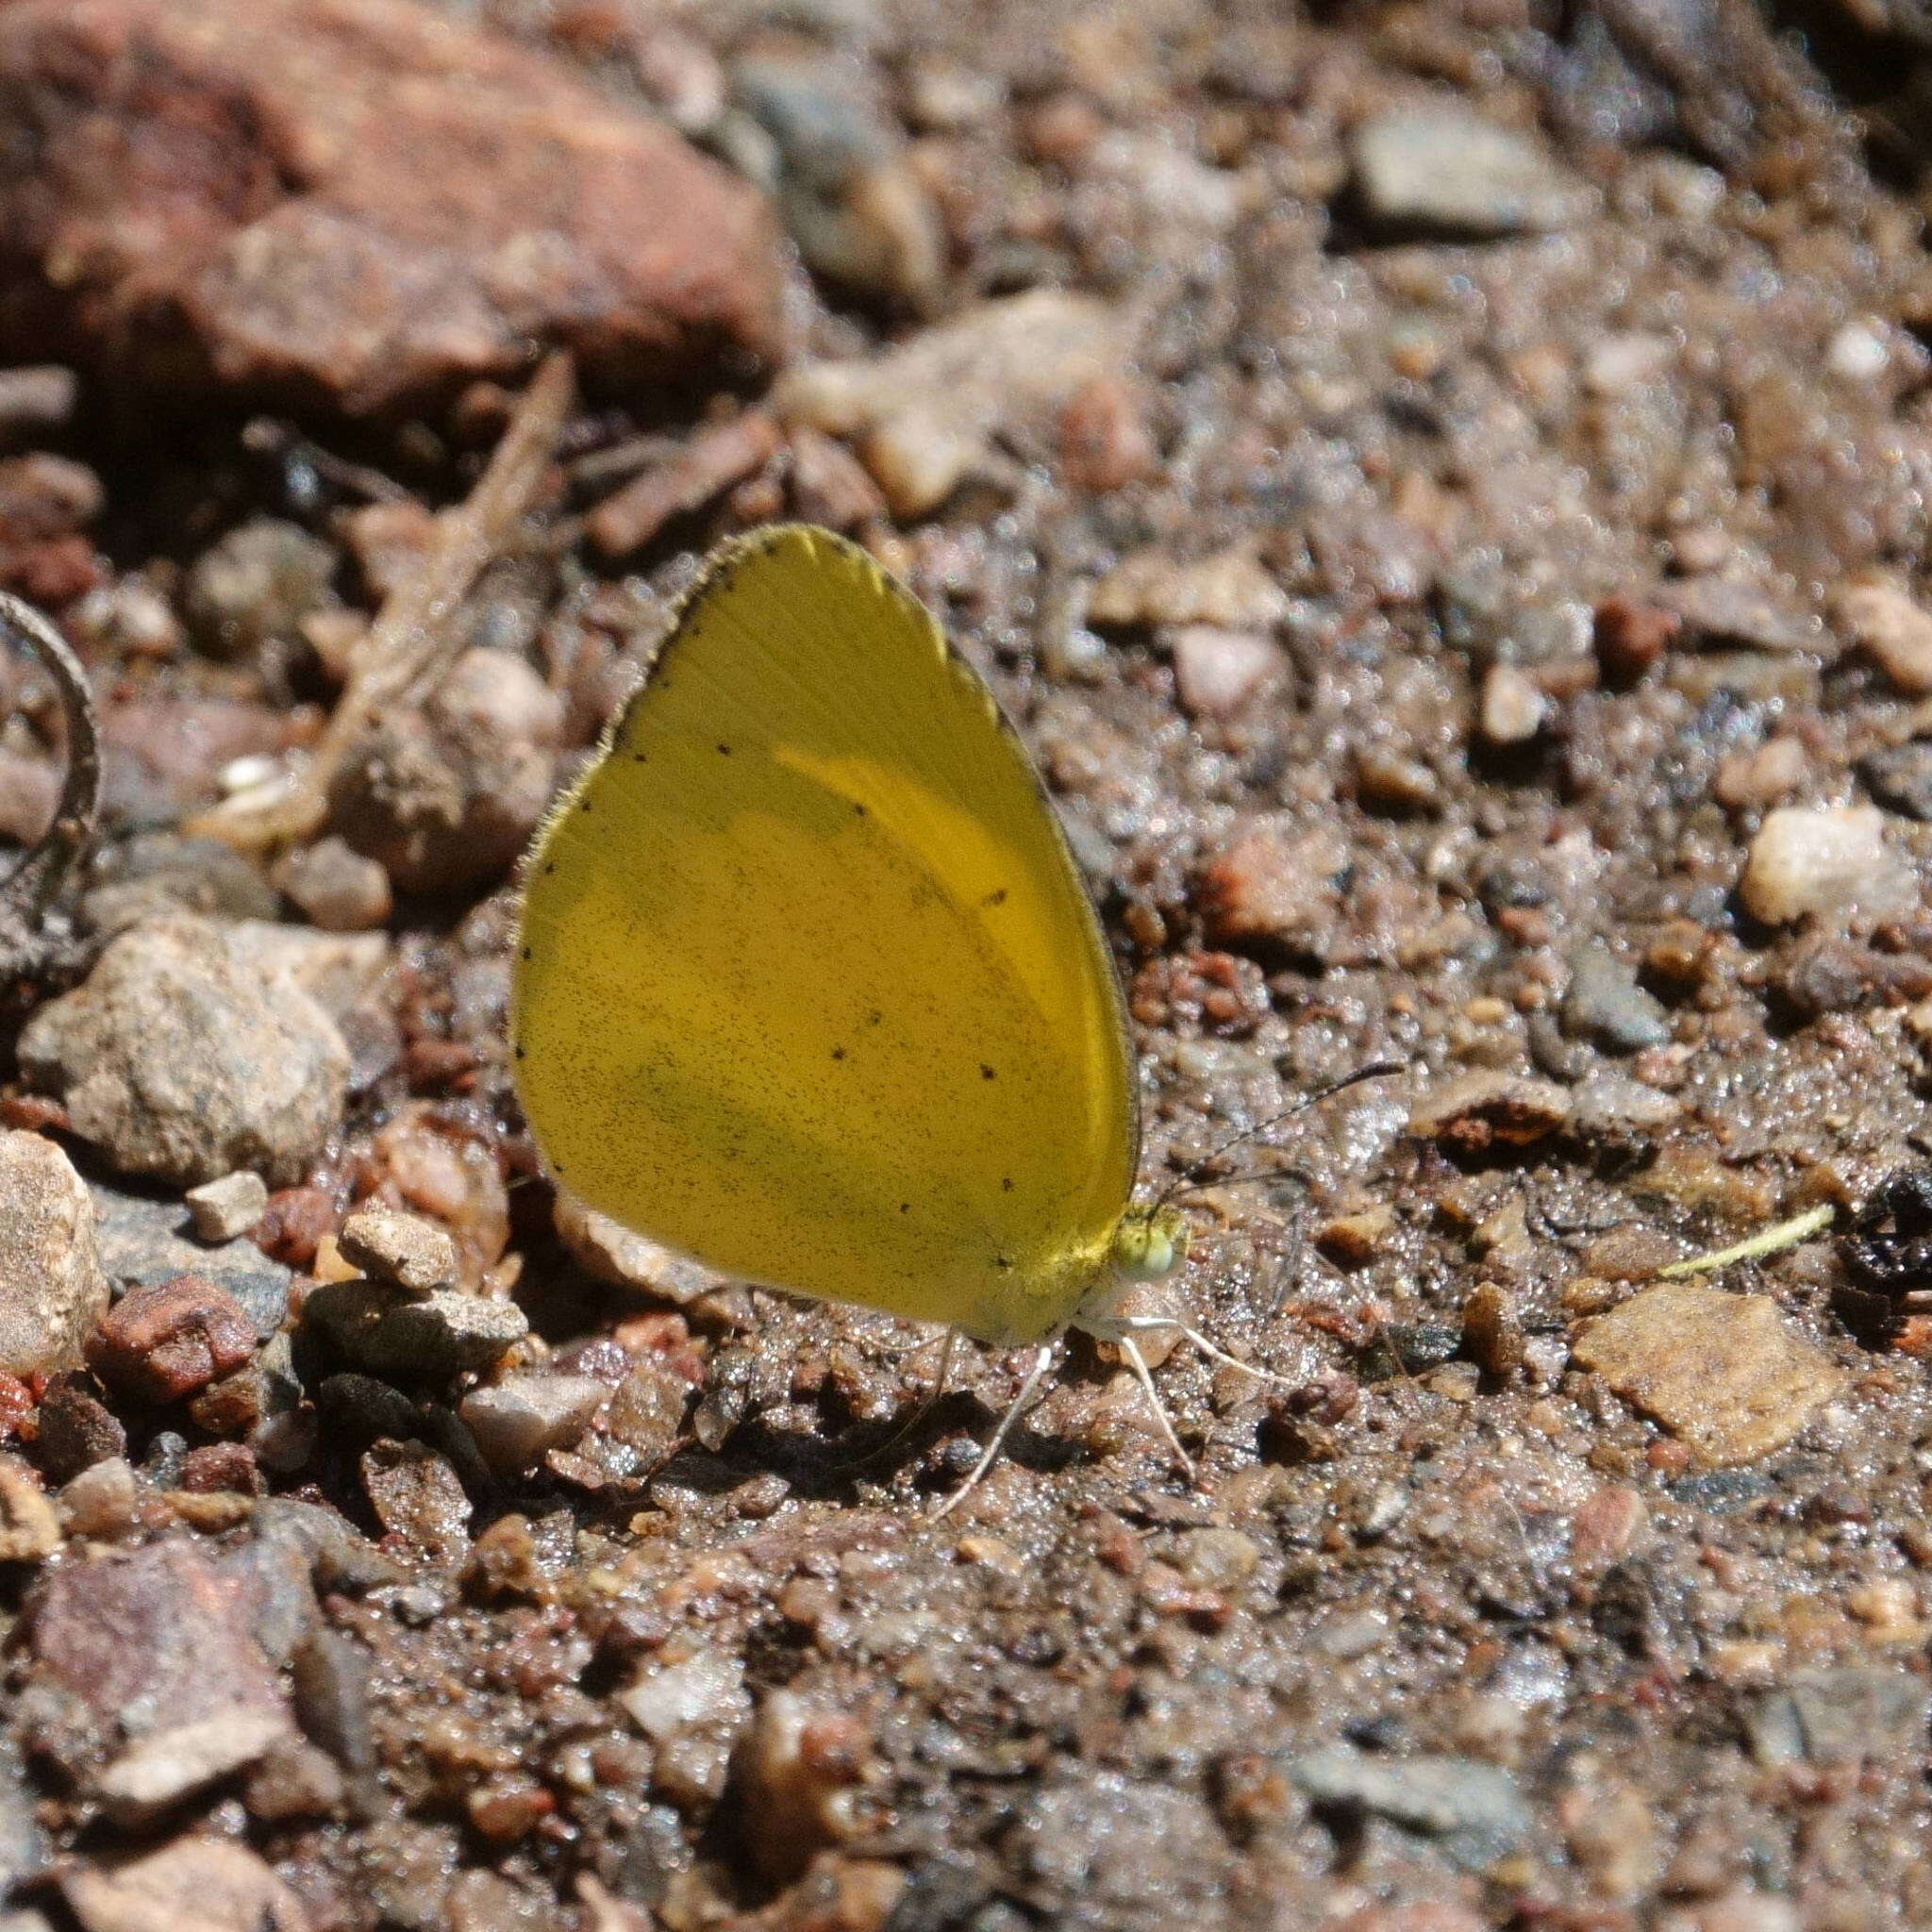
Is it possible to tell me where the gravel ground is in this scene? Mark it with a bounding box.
[3,2,1932,1928]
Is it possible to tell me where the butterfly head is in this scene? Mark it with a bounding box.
[1109,1204,1190,1283]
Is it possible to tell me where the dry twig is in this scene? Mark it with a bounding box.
[191,352,575,852]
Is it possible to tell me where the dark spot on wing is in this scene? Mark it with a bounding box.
[717,743,732,756]
[900,1202,910,1214]
[980,1064,997,1080]
[831,1046,847,1061]
[852,802,868,818]
[983,888,1008,907]
[1002,1176,1013,1192]
[514,1045,525,1060]
[866,1009,882,1026]
[542,861,555,874]
[996,1256,1012,1271]
[520,945,532,960]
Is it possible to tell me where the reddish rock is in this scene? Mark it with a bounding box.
[257,1187,338,1270]
[1195,820,1346,958]
[178,1441,264,1496]
[85,1274,258,1405]
[0,0,786,415]
[1593,594,1680,684]
[30,1538,287,1735]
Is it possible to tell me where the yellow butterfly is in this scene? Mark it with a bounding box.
[511,525,1349,1505]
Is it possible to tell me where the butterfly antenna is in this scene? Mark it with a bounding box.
[931,1341,1058,1521]
[1119,1335,1196,1480]
[1155,1058,1406,1211]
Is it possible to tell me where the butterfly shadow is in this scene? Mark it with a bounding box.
[690,1378,1082,1505]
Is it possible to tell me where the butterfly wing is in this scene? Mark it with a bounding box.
[511,525,1138,1345]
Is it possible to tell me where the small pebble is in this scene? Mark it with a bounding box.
[1826,319,1891,381]
[0,364,75,440]
[554,1191,724,1306]
[776,290,1123,519]
[1090,544,1288,631]
[1714,736,1808,812]
[1738,805,1916,925]
[326,648,562,897]
[337,1208,458,1296]
[0,1457,59,1563]
[271,838,393,932]
[1195,820,1345,957]
[185,1171,270,1243]
[305,1278,528,1381]
[728,1690,870,1885]
[1478,664,1547,745]
[1408,1072,1570,1154]
[1355,745,1442,813]
[1568,1072,1683,1150]
[1653,575,1818,654]
[1348,104,1591,235]
[183,517,336,660]
[58,1456,138,1541]
[1462,1282,1524,1376]
[1833,575,1932,693]
[95,1707,290,1825]
[1169,626,1282,719]
[360,1441,472,1559]
[459,1374,608,1476]
[32,1380,125,1484]
[1593,594,1680,684]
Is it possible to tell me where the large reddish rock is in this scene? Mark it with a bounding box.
[0,0,787,414]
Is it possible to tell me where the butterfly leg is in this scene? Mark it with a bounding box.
[931,1341,1058,1521]
[1110,1314,1303,1392]
[1119,1334,1196,1481]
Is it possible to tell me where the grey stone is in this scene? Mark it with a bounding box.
[184,517,337,660]
[305,1278,526,1382]
[0,1733,47,1897]
[19,916,349,1188]
[1561,943,1671,1053]
[88,1182,291,1340]
[1289,1746,1534,1872]
[1860,741,1932,821]
[1749,1667,1929,1767]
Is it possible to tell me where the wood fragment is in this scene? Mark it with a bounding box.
[586,411,781,558]
[190,352,575,852]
